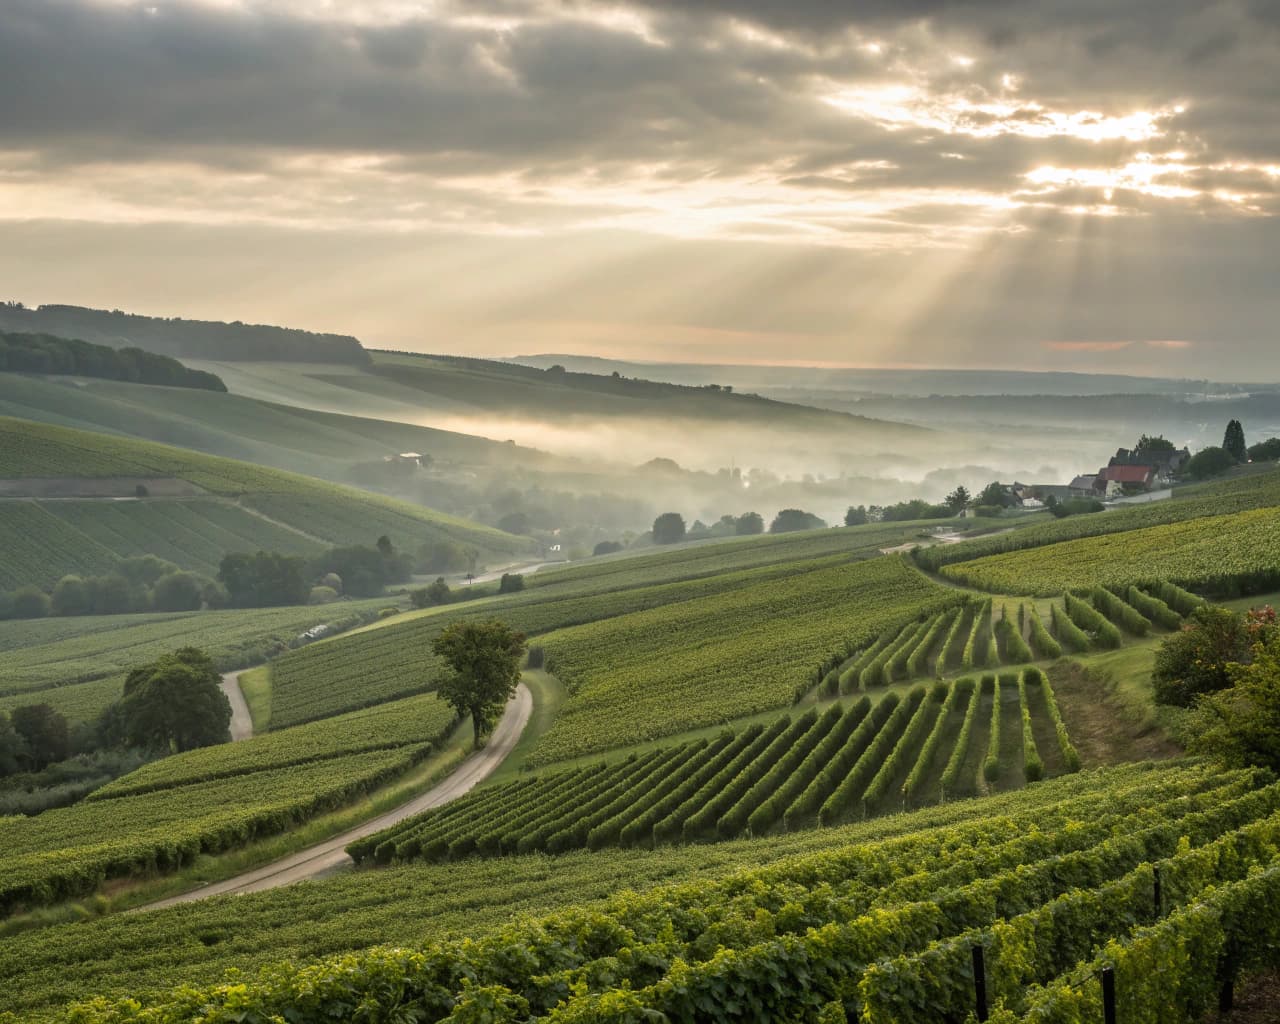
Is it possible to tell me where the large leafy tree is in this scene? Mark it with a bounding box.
[1152,606,1261,707]
[652,512,687,545]
[433,620,527,749]
[8,704,69,770]
[1192,625,1280,771]
[120,647,231,752]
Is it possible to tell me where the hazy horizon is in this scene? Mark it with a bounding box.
[2,0,1278,377]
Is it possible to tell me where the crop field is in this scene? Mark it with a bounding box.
[939,506,1280,596]
[12,762,1271,1023]
[0,417,530,566]
[264,550,858,728]
[0,599,392,723]
[915,465,1280,574]
[0,717,453,917]
[0,502,120,591]
[530,556,960,765]
[89,693,455,800]
[351,669,1077,864]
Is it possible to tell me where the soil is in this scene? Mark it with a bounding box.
[1048,660,1182,765]
[1203,968,1280,1024]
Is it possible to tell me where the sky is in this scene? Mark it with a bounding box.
[0,0,1278,378]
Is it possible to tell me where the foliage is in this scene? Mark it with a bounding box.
[1186,444,1236,480]
[1063,592,1122,649]
[7,704,69,772]
[651,512,686,545]
[218,551,310,608]
[735,512,764,535]
[1223,418,1248,462]
[1152,605,1255,707]
[1249,437,1280,462]
[592,541,624,556]
[1190,629,1280,771]
[433,620,526,748]
[119,647,231,753]
[498,573,525,594]
[844,505,869,527]
[769,508,827,533]
[36,763,1268,1024]
[1026,605,1062,659]
[0,330,226,391]
[308,541,412,598]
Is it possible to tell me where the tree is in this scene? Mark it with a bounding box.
[497,512,531,535]
[1248,438,1280,463]
[218,551,310,607]
[975,482,1012,508]
[152,571,205,611]
[9,704,70,769]
[593,541,623,556]
[9,586,50,619]
[1152,606,1254,707]
[735,512,765,535]
[0,712,29,777]
[652,512,687,545]
[1134,434,1176,455]
[120,647,231,752]
[51,575,92,616]
[1190,626,1280,771]
[498,573,525,594]
[770,509,827,534]
[844,506,869,527]
[1185,446,1236,481]
[1223,419,1248,462]
[944,486,971,514]
[419,577,451,606]
[432,620,527,748]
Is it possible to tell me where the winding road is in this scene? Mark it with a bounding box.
[143,682,533,910]
[220,671,254,741]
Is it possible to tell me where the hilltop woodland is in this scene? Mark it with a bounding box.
[3,357,1280,1024]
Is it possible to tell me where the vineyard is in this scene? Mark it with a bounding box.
[939,506,1280,595]
[530,556,960,765]
[349,669,1077,865]
[0,694,457,916]
[0,598,392,723]
[0,417,531,581]
[34,762,1279,1024]
[914,465,1280,573]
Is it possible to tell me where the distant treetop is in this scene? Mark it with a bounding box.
[0,331,226,392]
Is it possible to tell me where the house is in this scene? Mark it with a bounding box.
[1107,446,1190,484]
[1095,464,1156,496]
[1030,484,1074,504]
[1068,475,1098,497]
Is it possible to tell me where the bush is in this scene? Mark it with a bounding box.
[309,585,340,605]
[769,509,827,534]
[1152,605,1252,707]
[498,573,525,594]
[152,571,206,612]
[1185,445,1236,480]
[9,586,50,619]
[51,575,92,616]
[592,541,623,556]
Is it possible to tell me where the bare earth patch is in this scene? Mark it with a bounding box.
[1048,660,1182,765]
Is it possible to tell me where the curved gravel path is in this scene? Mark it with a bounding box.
[219,671,254,741]
[142,682,533,910]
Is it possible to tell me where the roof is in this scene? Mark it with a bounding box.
[1068,475,1097,489]
[1099,465,1155,484]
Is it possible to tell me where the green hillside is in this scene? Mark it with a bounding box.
[0,373,557,486]
[0,416,531,590]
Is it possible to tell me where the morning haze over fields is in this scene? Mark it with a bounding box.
[1,3,1280,1023]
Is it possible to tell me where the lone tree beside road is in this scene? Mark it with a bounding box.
[120,647,231,752]
[433,619,527,749]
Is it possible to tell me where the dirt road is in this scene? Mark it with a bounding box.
[142,682,533,909]
[219,671,254,741]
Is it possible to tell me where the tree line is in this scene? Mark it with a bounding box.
[0,331,226,391]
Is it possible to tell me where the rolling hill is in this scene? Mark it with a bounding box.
[0,416,532,591]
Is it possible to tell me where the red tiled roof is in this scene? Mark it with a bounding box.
[1099,465,1155,484]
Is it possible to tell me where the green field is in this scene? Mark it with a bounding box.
[0,694,455,916]
[940,506,1280,595]
[0,598,393,723]
[3,761,1265,1021]
[530,556,959,764]
[0,416,530,589]
[350,673,1076,864]
[914,466,1280,575]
